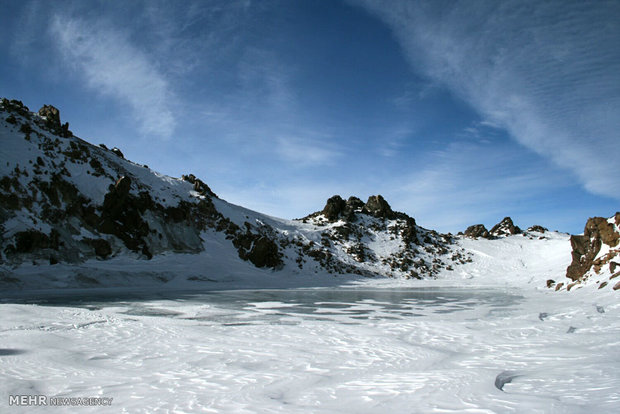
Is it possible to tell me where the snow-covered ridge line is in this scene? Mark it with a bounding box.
[0,98,470,290]
[0,98,616,294]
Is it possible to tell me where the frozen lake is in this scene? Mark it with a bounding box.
[1,287,619,413]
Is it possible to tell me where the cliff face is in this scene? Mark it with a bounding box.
[565,213,620,291]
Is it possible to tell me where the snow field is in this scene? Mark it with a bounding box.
[1,286,618,413]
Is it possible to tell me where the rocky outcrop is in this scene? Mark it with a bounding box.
[98,176,152,257]
[233,231,283,269]
[490,217,522,237]
[527,225,548,233]
[363,195,396,219]
[1,98,31,118]
[111,147,124,158]
[182,174,217,198]
[321,195,347,221]
[38,104,71,137]
[295,194,457,278]
[38,105,60,128]
[464,224,490,239]
[318,195,397,222]
[313,194,406,223]
[566,213,620,282]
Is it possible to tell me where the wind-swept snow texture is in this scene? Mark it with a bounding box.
[1,285,619,413]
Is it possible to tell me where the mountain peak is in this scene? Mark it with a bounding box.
[490,217,522,237]
[314,194,405,222]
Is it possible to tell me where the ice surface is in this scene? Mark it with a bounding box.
[1,286,618,413]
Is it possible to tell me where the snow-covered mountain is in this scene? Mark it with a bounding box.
[0,98,616,293]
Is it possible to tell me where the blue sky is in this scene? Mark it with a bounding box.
[1,0,618,234]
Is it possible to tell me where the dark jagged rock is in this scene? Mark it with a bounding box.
[181,174,217,198]
[346,196,364,212]
[322,195,346,221]
[111,147,124,158]
[99,176,152,255]
[566,214,620,282]
[527,225,548,233]
[13,230,56,253]
[247,236,282,268]
[490,217,521,237]
[363,195,396,219]
[114,176,131,194]
[464,224,490,239]
[85,238,112,259]
[233,231,282,269]
[310,194,407,223]
[38,105,71,137]
[1,98,31,117]
[38,105,60,128]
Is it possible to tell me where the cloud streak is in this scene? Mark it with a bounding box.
[50,15,175,139]
[276,135,341,166]
[387,141,571,232]
[352,0,620,199]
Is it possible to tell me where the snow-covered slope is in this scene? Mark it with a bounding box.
[0,98,615,295]
[0,99,465,289]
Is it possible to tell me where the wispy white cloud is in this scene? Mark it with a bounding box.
[352,0,620,199]
[276,135,341,166]
[386,141,571,232]
[50,15,175,139]
[235,47,297,114]
[377,126,415,157]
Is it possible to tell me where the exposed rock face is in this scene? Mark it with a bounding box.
[182,174,217,198]
[86,238,112,259]
[490,217,522,237]
[464,224,490,239]
[322,195,347,221]
[566,214,620,282]
[38,105,60,127]
[346,196,364,212]
[234,233,282,268]
[319,195,388,222]
[38,105,71,137]
[312,194,411,224]
[527,225,548,233]
[363,195,395,219]
[111,147,124,158]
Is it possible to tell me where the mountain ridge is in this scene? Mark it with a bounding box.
[0,98,617,293]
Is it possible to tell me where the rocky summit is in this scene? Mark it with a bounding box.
[489,217,522,237]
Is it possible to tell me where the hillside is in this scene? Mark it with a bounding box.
[0,99,462,289]
[0,98,615,293]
